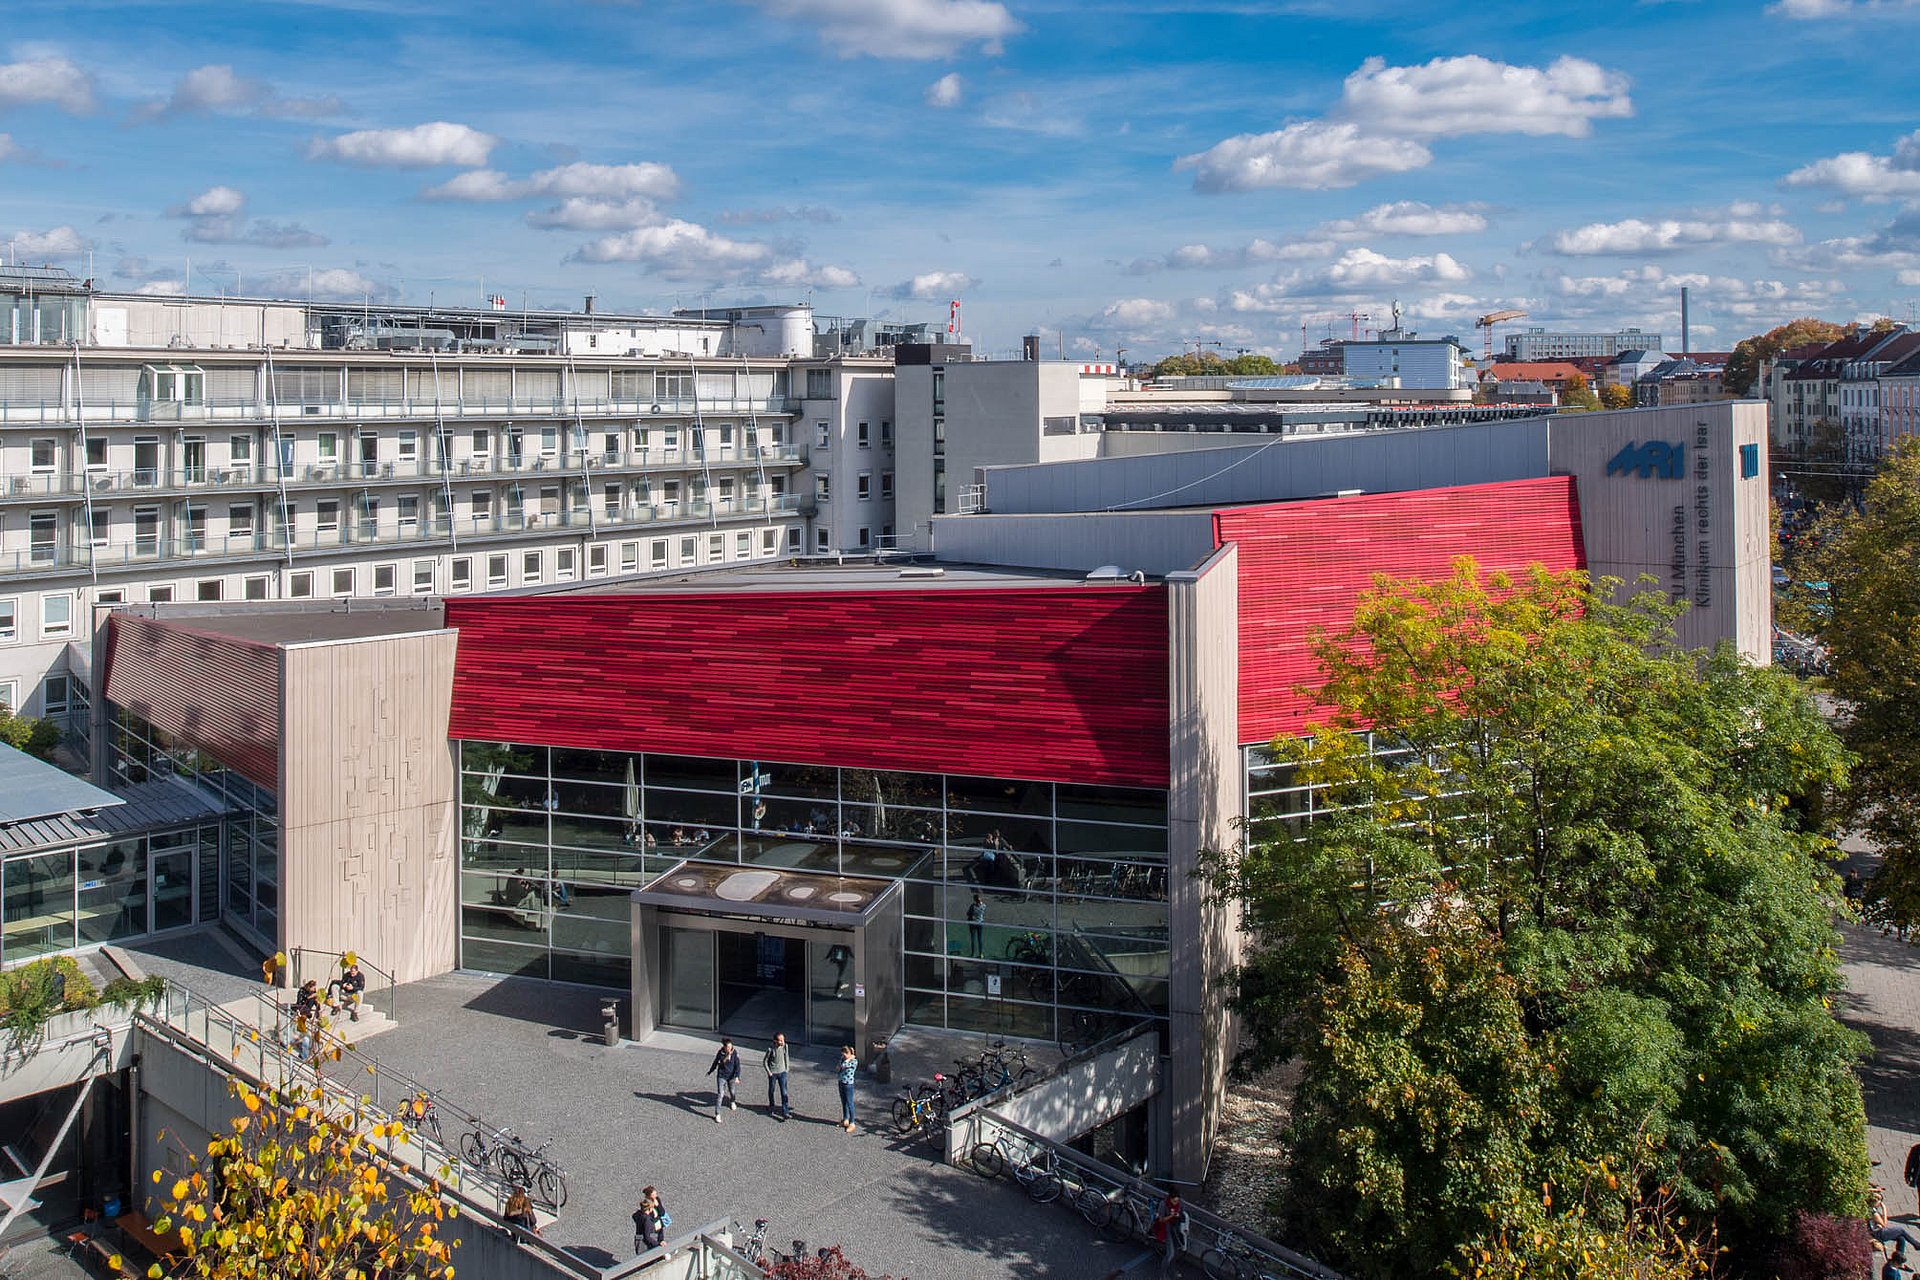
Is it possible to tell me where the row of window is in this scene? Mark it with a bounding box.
[814,472,892,502]
[812,420,893,448]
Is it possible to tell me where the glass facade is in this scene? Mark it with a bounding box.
[1,825,218,966]
[108,707,276,945]
[458,742,1171,1042]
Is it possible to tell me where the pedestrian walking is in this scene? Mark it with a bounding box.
[764,1033,792,1119]
[967,891,986,957]
[837,1044,858,1131]
[1151,1191,1187,1275]
[708,1038,742,1122]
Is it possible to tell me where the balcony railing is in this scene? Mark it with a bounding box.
[0,394,796,425]
[0,447,805,502]
[0,496,805,576]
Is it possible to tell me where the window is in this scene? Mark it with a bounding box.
[398,496,419,530]
[787,527,801,552]
[603,483,621,518]
[881,420,893,446]
[228,504,255,539]
[0,681,14,714]
[806,369,833,399]
[678,536,696,562]
[881,471,894,499]
[662,429,680,452]
[706,533,724,560]
[857,473,871,500]
[86,437,107,470]
[857,527,870,548]
[372,564,396,597]
[1740,443,1760,479]
[413,560,435,594]
[487,555,508,589]
[471,491,492,523]
[149,585,174,603]
[289,571,314,598]
[522,550,542,581]
[588,544,608,576]
[42,674,70,716]
[540,427,558,456]
[332,568,355,596]
[230,435,253,469]
[357,497,379,538]
[195,580,222,602]
[556,547,576,580]
[761,528,778,554]
[316,500,340,535]
[816,421,830,448]
[29,512,58,564]
[0,599,16,643]
[450,558,472,592]
[719,425,734,448]
[471,428,490,457]
[317,432,338,462]
[634,427,650,452]
[30,438,56,473]
[816,474,831,501]
[89,509,109,547]
[95,589,125,605]
[815,528,829,553]
[650,540,668,569]
[735,531,751,556]
[857,421,870,447]
[397,430,419,461]
[244,576,270,600]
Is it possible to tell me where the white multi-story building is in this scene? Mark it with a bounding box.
[0,271,848,724]
[1340,332,1471,390]
[1503,328,1665,361]
[792,356,899,555]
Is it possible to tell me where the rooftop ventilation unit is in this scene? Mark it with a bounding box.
[1085,565,1146,583]
[898,566,946,579]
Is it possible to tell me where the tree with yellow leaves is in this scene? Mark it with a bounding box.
[146,1078,459,1279]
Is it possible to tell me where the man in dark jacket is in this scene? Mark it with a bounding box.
[707,1038,741,1122]
[764,1033,792,1120]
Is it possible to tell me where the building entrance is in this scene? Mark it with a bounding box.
[658,926,858,1047]
[716,932,803,1042]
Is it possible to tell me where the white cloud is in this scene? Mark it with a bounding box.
[252,267,397,303]
[1101,297,1177,327]
[1177,121,1430,193]
[925,72,963,108]
[569,220,772,277]
[1340,55,1631,140]
[525,197,664,231]
[529,161,680,201]
[718,205,838,225]
[135,64,342,121]
[0,57,94,114]
[1769,0,1920,18]
[1180,54,1631,193]
[1782,131,1920,200]
[133,280,185,296]
[885,270,977,300]
[1549,264,1849,323]
[762,259,861,289]
[748,0,1020,58]
[0,133,18,163]
[8,225,87,259]
[179,185,247,217]
[421,169,518,201]
[1546,207,1802,255]
[426,161,680,207]
[1322,200,1490,238]
[1898,269,1920,286]
[310,121,496,168]
[1225,248,1473,313]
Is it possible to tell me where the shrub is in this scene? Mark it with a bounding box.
[1767,1210,1872,1280]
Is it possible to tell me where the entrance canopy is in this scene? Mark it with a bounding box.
[634,861,900,926]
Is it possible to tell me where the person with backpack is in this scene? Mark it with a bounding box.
[764,1032,792,1120]
[1150,1190,1187,1275]
[707,1038,741,1122]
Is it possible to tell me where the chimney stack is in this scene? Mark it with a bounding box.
[584,293,596,315]
[1022,334,1041,362]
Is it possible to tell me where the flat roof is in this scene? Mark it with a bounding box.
[0,745,123,825]
[122,603,447,647]
[502,559,1144,600]
[634,861,901,925]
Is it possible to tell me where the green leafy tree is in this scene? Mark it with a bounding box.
[1222,354,1281,376]
[1819,437,1920,923]
[1148,352,1225,379]
[1557,372,1599,411]
[1598,382,1635,410]
[1724,318,1847,398]
[0,705,62,760]
[1216,560,1866,1278]
[1793,418,1859,507]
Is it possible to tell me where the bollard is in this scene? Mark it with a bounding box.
[601,999,621,1047]
[869,1037,891,1084]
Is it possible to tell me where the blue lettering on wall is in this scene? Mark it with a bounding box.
[1605,440,1687,480]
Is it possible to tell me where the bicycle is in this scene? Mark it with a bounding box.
[1095,1182,1161,1243]
[730,1218,771,1265]
[458,1125,516,1177]
[1004,932,1051,965]
[891,1075,952,1135]
[399,1092,444,1146]
[967,1133,1063,1203]
[1201,1229,1272,1280]
[505,1136,569,1211]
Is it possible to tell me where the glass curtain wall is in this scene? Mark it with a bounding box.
[108,707,273,944]
[457,741,1171,1042]
[0,824,218,966]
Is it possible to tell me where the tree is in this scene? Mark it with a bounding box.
[1724,318,1847,398]
[149,1077,459,1279]
[0,705,61,760]
[1222,354,1281,376]
[1598,382,1635,410]
[1557,372,1599,411]
[1148,352,1225,379]
[1819,437,1920,924]
[1215,560,1867,1278]
[1793,418,1859,507]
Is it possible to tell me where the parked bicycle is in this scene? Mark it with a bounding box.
[891,1074,954,1135]
[510,1137,569,1211]
[966,1131,1063,1203]
[958,1045,1039,1098]
[730,1218,771,1265]
[1201,1228,1277,1280]
[457,1127,569,1210]
[399,1092,444,1146]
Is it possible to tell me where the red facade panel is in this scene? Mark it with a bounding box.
[102,615,283,791]
[445,586,1171,787]
[1217,477,1586,746]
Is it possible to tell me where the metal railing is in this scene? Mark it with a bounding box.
[289,945,396,1023]
[0,395,797,425]
[956,1109,1343,1280]
[945,1018,1156,1136]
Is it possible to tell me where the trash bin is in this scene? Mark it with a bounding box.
[869,1038,891,1084]
[601,999,621,1047]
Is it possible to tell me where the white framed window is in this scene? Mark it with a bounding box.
[815,421,830,448]
[706,533,724,560]
[316,500,340,535]
[620,541,639,573]
[881,420,893,446]
[86,437,107,471]
[857,421,870,447]
[735,531,751,557]
[398,496,419,530]
[244,575,270,600]
[650,540,667,569]
[857,473,871,500]
[761,529,777,554]
[787,527,801,551]
[522,550,542,581]
[43,674,70,715]
[556,547,576,581]
[815,527,829,553]
[195,580,222,602]
[372,564,396,597]
[230,435,253,469]
[540,426,559,456]
[881,471,894,499]
[41,592,74,638]
[816,474,831,501]
[0,598,16,643]
[289,571,314,598]
[471,428,490,456]
[95,589,125,605]
[487,554,508,589]
[857,527,870,548]
[317,432,338,462]
[662,429,680,452]
[29,437,57,474]
[28,511,58,564]
[412,559,435,594]
[604,483,621,518]
[148,585,174,603]
[332,567,355,596]
[89,510,109,547]
[228,504,255,539]
[588,545,608,577]
[0,680,15,714]
[471,490,493,522]
[397,430,419,461]
[678,536,696,563]
[450,558,472,592]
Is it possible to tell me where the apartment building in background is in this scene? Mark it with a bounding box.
[1503,327,1666,361]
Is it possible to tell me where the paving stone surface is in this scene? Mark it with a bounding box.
[1835,840,1920,1219]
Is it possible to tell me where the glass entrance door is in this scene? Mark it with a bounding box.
[661,926,715,1030]
[807,939,856,1048]
[151,845,195,932]
[716,933,804,1044]
[2,850,77,963]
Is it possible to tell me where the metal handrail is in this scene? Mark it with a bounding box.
[945,1018,1155,1126]
[960,1108,1343,1280]
[289,945,396,1023]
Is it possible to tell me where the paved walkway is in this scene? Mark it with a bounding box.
[1833,836,1920,1223]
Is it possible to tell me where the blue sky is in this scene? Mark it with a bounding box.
[2,0,1917,360]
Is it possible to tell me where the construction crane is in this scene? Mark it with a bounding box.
[1476,309,1528,363]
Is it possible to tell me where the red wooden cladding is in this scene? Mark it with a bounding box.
[102,615,283,791]
[445,586,1173,787]
[1216,477,1586,746]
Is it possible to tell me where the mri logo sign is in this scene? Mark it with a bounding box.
[1605,440,1687,479]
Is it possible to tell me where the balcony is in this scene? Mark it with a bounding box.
[0,395,798,425]
[0,447,807,504]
